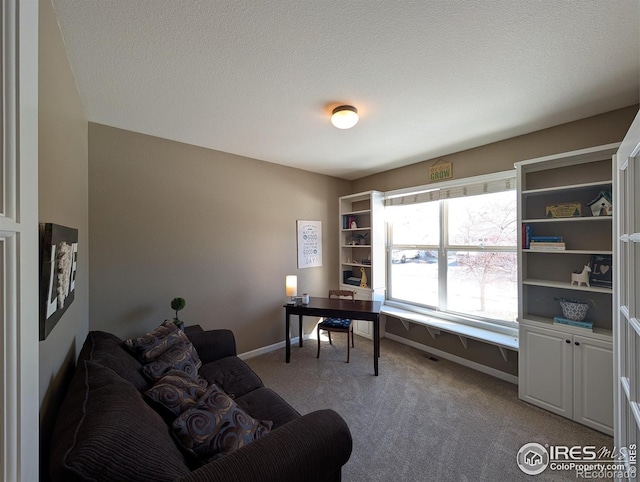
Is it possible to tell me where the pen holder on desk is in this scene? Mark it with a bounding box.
[302,293,309,304]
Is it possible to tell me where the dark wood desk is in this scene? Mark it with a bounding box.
[284,297,382,375]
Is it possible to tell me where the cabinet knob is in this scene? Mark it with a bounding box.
[575,341,580,346]
[565,339,571,344]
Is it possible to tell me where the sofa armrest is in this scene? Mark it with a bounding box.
[186,329,237,364]
[176,409,352,482]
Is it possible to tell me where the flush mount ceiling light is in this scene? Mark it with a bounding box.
[331,105,359,129]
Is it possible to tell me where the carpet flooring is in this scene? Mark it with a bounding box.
[245,334,614,482]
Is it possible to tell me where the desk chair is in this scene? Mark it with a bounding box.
[317,290,355,363]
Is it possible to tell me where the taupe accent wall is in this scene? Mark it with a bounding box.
[354,105,638,378]
[353,106,639,193]
[88,124,350,353]
[38,0,89,477]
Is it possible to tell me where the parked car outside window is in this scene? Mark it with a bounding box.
[391,249,419,263]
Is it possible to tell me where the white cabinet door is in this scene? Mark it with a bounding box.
[353,320,372,338]
[342,285,373,339]
[519,324,573,418]
[520,323,614,435]
[573,336,614,435]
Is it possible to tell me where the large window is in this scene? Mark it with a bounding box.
[387,172,517,327]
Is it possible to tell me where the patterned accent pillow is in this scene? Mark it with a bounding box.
[145,370,208,419]
[172,384,272,462]
[124,321,202,373]
[161,330,202,369]
[143,341,200,381]
[123,321,179,362]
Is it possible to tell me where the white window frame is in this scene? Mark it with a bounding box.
[385,170,517,334]
[1,1,40,481]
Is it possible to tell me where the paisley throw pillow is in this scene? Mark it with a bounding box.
[172,384,272,462]
[145,369,208,419]
[123,320,179,362]
[142,341,200,380]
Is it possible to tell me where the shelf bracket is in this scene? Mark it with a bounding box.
[425,327,440,339]
[498,346,508,362]
[396,318,439,339]
[458,335,468,349]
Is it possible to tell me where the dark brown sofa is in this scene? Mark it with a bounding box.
[49,328,352,481]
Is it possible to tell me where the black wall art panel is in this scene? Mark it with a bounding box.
[39,223,78,340]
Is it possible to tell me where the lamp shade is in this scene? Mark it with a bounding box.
[285,275,298,297]
[331,105,358,129]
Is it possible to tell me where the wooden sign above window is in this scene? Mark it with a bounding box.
[429,160,453,182]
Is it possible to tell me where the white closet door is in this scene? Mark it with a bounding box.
[614,112,640,481]
[0,1,39,481]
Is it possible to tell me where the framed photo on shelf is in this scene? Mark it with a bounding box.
[589,254,612,288]
[545,202,581,218]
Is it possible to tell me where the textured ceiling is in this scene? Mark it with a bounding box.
[52,0,639,180]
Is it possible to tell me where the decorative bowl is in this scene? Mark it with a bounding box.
[560,301,589,321]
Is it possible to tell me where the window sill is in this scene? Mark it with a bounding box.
[380,305,519,360]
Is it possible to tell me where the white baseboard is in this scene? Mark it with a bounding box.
[385,332,518,385]
[238,332,518,385]
[238,334,311,360]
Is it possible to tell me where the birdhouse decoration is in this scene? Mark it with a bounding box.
[587,191,612,217]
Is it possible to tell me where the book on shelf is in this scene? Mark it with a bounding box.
[553,316,593,331]
[529,241,566,251]
[522,223,532,249]
[346,216,357,229]
[521,225,564,249]
[529,235,563,242]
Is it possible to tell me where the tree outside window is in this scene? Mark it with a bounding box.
[388,189,517,325]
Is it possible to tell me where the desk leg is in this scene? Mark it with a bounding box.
[299,315,303,347]
[374,315,379,376]
[285,312,291,363]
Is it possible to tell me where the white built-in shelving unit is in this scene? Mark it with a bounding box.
[515,143,619,435]
[339,191,385,339]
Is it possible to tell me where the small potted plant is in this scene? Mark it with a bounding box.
[171,297,186,330]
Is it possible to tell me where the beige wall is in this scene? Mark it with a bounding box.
[354,106,639,193]
[86,106,638,380]
[86,106,638,377]
[38,0,89,476]
[88,124,350,353]
[355,105,639,377]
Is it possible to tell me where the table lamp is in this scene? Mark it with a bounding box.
[285,275,297,304]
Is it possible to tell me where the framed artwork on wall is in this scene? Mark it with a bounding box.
[39,223,78,340]
[297,220,322,269]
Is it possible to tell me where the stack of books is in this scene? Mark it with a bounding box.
[528,235,565,251]
[553,316,593,332]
